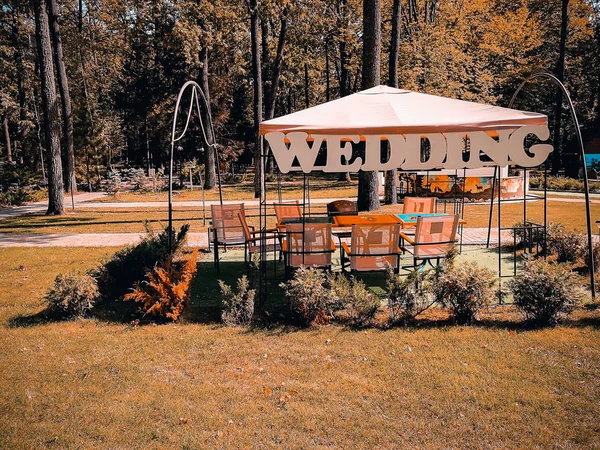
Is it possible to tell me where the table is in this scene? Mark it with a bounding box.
[395,213,467,227]
[333,214,400,227]
[280,216,333,225]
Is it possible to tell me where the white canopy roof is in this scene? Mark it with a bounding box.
[260,85,547,135]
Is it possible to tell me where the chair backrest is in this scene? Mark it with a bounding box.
[349,224,401,271]
[413,215,459,259]
[285,223,333,268]
[210,203,245,243]
[327,200,358,217]
[237,211,252,241]
[403,197,436,214]
[273,201,303,225]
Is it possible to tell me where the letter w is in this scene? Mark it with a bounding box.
[264,132,323,173]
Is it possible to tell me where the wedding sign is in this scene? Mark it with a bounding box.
[265,125,552,173]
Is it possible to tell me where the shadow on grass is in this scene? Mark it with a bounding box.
[185,258,294,325]
[0,215,207,232]
[8,309,57,328]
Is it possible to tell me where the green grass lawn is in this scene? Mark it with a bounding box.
[1,247,600,448]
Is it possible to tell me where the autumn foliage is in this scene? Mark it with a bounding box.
[124,249,198,322]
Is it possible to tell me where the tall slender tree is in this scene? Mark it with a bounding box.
[47,0,75,193]
[199,46,216,189]
[34,0,64,215]
[552,0,569,175]
[10,9,26,163]
[357,0,381,211]
[384,0,401,205]
[2,116,12,162]
[250,0,263,198]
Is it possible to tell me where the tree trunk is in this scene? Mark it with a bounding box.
[47,0,76,193]
[11,19,26,164]
[264,14,288,120]
[30,41,46,182]
[144,117,151,176]
[552,0,569,176]
[3,116,12,163]
[199,47,216,189]
[385,0,401,205]
[264,13,288,174]
[325,36,331,102]
[357,0,381,212]
[336,0,351,182]
[250,0,263,198]
[337,0,349,97]
[34,0,64,215]
[304,62,310,108]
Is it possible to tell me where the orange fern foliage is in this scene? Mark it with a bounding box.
[124,249,198,321]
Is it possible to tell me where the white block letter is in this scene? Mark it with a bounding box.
[508,126,553,167]
[265,132,324,173]
[321,135,362,172]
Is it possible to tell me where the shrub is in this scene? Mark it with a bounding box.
[104,170,121,197]
[328,273,380,327]
[511,221,545,247]
[546,225,586,263]
[44,272,99,318]
[432,261,496,324]
[280,267,337,326]
[219,275,256,327]
[124,249,198,322]
[583,241,600,272]
[95,225,189,302]
[510,259,584,326]
[386,268,432,323]
[131,169,150,193]
[0,164,42,206]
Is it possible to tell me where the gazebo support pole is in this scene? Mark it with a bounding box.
[277,170,282,202]
[486,166,498,248]
[509,72,595,300]
[259,134,268,299]
[544,162,548,258]
[498,165,502,280]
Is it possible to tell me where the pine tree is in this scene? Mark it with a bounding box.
[357,0,381,212]
[33,0,64,215]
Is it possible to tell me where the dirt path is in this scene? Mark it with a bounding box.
[0,192,107,220]
[0,228,535,248]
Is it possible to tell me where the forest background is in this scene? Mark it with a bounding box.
[1,0,599,212]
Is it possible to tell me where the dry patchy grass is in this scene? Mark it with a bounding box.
[1,199,598,236]
[1,248,600,448]
[97,177,359,203]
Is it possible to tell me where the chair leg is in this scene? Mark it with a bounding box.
[214,244,220,274]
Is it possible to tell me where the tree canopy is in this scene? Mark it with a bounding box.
[1,0,599,189]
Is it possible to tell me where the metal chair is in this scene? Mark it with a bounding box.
[282,222,336,278]
[402,197,436,214]
[273,200,303,232]
[238,211,281,263]
[399,215,459,269]
[209,203,246,273]
[327,200,358,217]
[341,224,402,273]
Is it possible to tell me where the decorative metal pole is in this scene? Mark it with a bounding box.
[169,81,220,254]
[509,72,595,299]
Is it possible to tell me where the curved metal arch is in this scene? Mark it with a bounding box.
[168,80,223,253]
[509,72,595,299]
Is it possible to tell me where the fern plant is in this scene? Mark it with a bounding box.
[124,249,198,322]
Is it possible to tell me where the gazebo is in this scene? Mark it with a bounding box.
[256,86,553,290]
[168,80,595,299]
